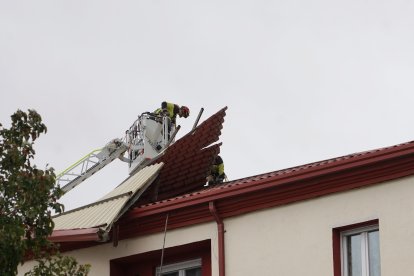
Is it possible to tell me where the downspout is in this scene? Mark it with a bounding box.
[209,201,225,276]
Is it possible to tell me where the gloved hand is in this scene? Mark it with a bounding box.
[161,109,170,117]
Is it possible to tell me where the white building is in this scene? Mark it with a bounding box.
[19,108,414,275]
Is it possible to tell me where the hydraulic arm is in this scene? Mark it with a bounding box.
[56,139,128,193]
[56,112,179,194]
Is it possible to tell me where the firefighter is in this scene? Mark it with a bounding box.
[206,155,226,186]
[154,101,190,125]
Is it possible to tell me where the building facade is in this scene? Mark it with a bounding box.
[18,108,414,275]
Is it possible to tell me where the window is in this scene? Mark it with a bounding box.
[156,259,201,276]
[110,240,211,276]
[341,225,381,276]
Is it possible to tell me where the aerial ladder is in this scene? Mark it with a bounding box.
[56,112,180,194]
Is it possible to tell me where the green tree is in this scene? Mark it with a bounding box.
[25,254,90,276]
[0,109,90,275]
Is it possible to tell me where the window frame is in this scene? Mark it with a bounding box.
[110,239,211,276]
[341,225,380,276]
[332,219,379,276]
[155,258,202,276]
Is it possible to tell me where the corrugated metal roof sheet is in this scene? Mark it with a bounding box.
[53,163,163,232]
[53,196,129,230]
[100,163,164,200]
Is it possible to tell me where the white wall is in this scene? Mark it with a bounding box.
[19,176,414,276]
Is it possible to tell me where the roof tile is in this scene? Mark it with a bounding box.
[133,140,414,210]
[139,108,227,203]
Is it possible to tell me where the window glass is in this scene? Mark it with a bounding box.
[341,225,380,276]
[368,230,381,276]
[185,267,202,276]
[156,258,201,276]
[161,272,178,276]
[347,234,362,276]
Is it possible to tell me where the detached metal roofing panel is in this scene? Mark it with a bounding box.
[100,163,164,200]
[53,163,163,232]
[53,196,129,230]
[141,107,227,202]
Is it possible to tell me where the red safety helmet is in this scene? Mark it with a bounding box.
[180,106,190,118]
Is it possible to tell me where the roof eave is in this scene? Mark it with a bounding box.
[124,141,414,219]
[49,228,102,242]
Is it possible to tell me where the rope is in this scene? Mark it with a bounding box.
[159,213,169,275]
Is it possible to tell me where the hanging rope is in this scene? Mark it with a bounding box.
[159,213,169,275]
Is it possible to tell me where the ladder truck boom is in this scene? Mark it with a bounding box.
[56,112,178,194]
[57,139,128,193]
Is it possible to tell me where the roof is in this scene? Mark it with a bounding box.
[113,140,414,240]
[51,107,227,243]
[53,105,414,250]
[151,139,414,207]
[139,107,227,202]
[50,163,164,242]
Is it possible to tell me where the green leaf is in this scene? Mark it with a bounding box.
[0,109,90,276]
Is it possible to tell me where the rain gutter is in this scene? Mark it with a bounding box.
[209,201,225,276]
[49,227,103,242]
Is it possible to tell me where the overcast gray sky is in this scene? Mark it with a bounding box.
[2,0,414,210]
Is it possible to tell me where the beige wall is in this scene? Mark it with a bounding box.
[225,176,414,276]
[19,176,414,276]
[18,222,219,276]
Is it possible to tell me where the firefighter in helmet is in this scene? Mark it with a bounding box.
[154,101,190,125]
[206,155,226,186]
